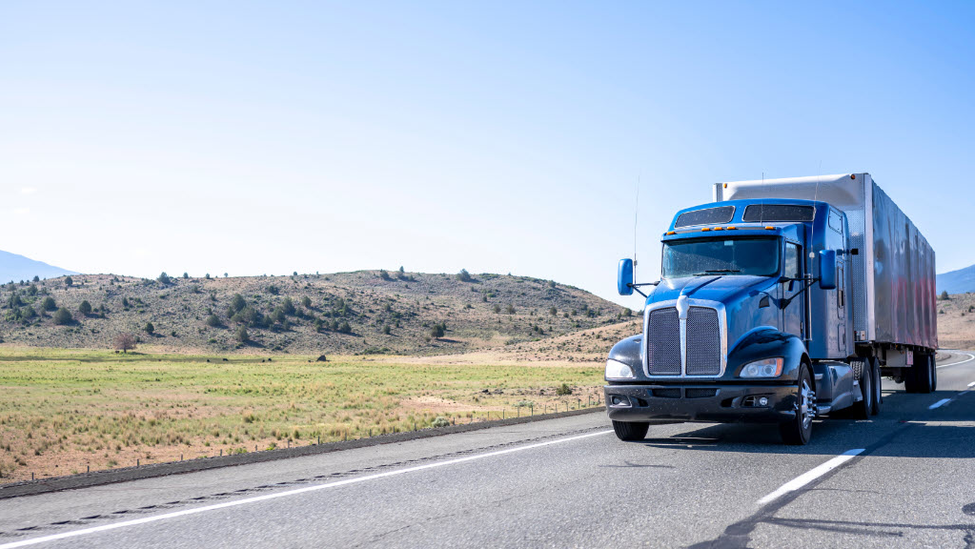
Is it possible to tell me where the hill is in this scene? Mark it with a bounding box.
[937,264,975,295]
[0,270,634,355]
[0,250,76,283]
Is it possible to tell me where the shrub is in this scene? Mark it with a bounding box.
[457,269,472,282]
[549,307,558,316]
[430,323,445,338]
[79,300,92,316]
[556,383,573,396]
[236,326,249,343]
[379,270,391,281]
[182,272,189,279]
[940,290,950,300]
[158,272,171,285]
[506,304,516,314]
[301,296,311,308]
[53,307,72,325]
[267,284,280,295]
[41,296,56,311]
[339,321,351,334]
[431,417,450,428]
[493,304,501,313]
[281,297,295,316]
[313,319,323,333]
[231,294,246,313]
[382,325,391,335]
[145,322,155,335]
[205,273,211,279]
[64,276,73,287]
[205,314,221,327]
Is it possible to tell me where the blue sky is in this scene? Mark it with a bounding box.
[2,1,973,308]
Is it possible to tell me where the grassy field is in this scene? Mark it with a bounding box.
[0,347,605,483]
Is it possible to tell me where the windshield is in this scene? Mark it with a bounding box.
[662,237,780,278]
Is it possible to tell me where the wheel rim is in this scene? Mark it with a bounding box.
[799,378,815,431]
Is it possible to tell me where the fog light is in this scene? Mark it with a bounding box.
[758,396,769,407]
[612,396,622,405]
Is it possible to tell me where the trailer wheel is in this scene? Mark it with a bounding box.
[930,354,938,392]
[612,421,649,441]
[780,365,814,445]
[870,358,882,416]
[907,353,935,394]
[851,361,874,419]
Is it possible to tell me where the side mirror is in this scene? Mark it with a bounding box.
[819,250,837,290]
[618,258,634,296]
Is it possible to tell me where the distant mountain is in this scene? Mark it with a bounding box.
[0,250,76,283]
[937,264,975,295]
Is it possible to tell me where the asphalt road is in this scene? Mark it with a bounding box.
[2,351,974,548]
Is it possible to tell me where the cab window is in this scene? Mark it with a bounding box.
[784,243,801,279]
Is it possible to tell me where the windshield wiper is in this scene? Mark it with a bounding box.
[692,269,741,275]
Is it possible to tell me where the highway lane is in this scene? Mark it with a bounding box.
[2,351,974,548]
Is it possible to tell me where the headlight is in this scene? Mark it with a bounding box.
[606,359,635,380]
[739,358,783,378]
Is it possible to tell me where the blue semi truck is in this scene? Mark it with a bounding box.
[605,173,937,444]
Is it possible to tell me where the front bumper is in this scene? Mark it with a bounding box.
[604,383,798,424]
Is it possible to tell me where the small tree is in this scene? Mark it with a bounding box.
[183,272,189,279]
[379,269,391,281]
[281,297,296,316]
[158,272,171,285]
[236,325,250,343]
[32,275,39,282]
[64,276,73,287]
[205,314,221,327]
[41,296,57,311]
[430,323,445,338]
[939,290,950,301]
[79,300,92,316]
[549,307,558,316]
[493,304,501,313]
[114,333,137,353]
[205,273,211,279]
[506,304,516,314]
[457,269,472,282]
[53,307,72,325]
[145,322,155,335]
[301,296,312,308]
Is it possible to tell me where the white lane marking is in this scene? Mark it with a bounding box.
[929,398,951,410]
[937,352,975,369]
[0,430,614,549]
[757,449,864,505]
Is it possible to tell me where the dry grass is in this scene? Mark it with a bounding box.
[0,347,606,483]
[937,292,975,349]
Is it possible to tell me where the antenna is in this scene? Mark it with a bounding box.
[634,175,640,280]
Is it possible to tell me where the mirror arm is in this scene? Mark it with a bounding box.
[627,280,660,299]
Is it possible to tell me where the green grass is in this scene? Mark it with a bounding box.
[0,347,603,482]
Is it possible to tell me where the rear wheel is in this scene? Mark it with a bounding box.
[906,353,935,394]
[931,354,938,392]
[612,420,649,441]
[780,365,814,445]
[870,358,882,416]
[852,360,874,419]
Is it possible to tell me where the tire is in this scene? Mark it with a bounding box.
[780,365,814,445]
[851,360,874,419]
[612,420,649,441]
[905,353,935,394]
[931,354,938,392]
[870,358,882,416]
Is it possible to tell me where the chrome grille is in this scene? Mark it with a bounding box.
[685,307,721,375]
[647,308,681,375]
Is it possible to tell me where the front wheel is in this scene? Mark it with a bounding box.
[780,365,814,445]
[612,420,649,441]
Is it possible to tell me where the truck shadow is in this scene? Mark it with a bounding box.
[635,389,975,458]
